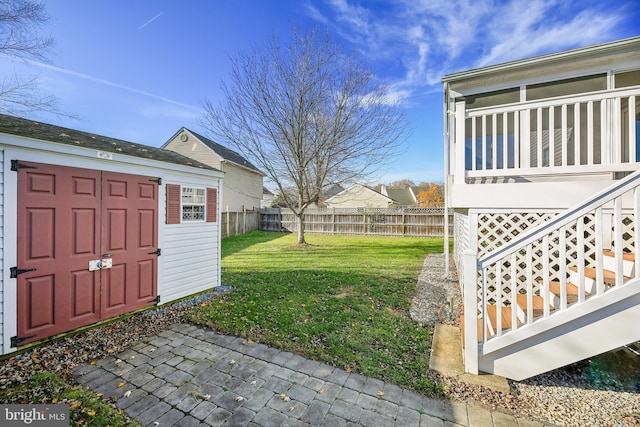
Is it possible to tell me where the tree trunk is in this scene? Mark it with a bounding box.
[296,212,306,244]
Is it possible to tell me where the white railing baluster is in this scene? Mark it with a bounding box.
[614,97,622,163]
[511,253,517,327]
[549,106,555,167]
[562,104,568,166]
[492,113,498,170]
[587,100,594,165]
[601,99,609,164]
[471,116,477,171]
[577,217,586,303]
[630,96,636,163]
[463,250,478,374]
[526,245,533,324]
[503,112,509,169]
[595,207,604,295]
[514,111,520,168]
[559,225,567,310]
[537,107,543,167]
[542,235,550,317]
[574,102,581,166]
[482,115,487,170]
[614,197,623,288]
[496,262,502,336]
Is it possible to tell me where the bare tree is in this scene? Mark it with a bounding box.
[0,0,57,115]
[202,27,409,244]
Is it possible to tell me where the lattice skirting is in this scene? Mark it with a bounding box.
[454,209,636,307]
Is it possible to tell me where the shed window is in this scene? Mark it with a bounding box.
[182,187,206,221]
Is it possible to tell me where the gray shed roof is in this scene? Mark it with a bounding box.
[0,114,219,172]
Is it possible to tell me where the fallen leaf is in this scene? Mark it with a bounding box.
[124,390,132,398]
[319,388,324,394]
[52,398,58,404]
[229,359,236,365]
[235,396,245,402]
[345,366,352,373]
[118,382,125,387]
[289,406,295,412]
[90,361,97,365]
[70,402,81,409]
[250,380,257,385]
[203,394,211,400]
[284,396,291,402]
[96,393,103,397]
[86,410,95,416]
[377,391,385,396]
[115,359,123,365]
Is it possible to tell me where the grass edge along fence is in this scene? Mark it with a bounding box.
[260,207,453,237]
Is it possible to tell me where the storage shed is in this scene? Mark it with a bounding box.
[0,114,224,354]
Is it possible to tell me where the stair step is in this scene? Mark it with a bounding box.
[568,266,625,287]
[603,250,635,261]
[516,294,555,318]
[486,304,521,331]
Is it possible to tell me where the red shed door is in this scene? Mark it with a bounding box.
[16,162,158,345]
[101,172,158,318]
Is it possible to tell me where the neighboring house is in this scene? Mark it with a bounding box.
[0,114,224,354]
[324,184,396,208]
[443,37,640,380]
[163,128,263,211]
[261,187,276,208]
[380,185,431,207]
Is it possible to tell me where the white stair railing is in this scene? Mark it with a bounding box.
[463,168,640,374]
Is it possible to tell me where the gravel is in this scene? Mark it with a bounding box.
[412,254,640,427]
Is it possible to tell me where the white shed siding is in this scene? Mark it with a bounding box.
[162,222,219,302]
[0,149,4,355]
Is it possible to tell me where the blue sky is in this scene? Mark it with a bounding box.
[2,0,639,186]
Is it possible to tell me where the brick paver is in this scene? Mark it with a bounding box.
[73,323,555,426]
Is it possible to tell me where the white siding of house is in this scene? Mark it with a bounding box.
[325,185,392,209]
[222,162,262,211]
[164,131,263,212]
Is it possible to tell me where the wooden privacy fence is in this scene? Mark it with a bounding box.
[260,207,453,237]
[221,210,260,238]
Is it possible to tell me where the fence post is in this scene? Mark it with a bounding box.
[463,249,479,375]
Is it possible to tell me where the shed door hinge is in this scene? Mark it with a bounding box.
[150,178,162,185]
[11,160,37,172]
[10,267,37,278]
[11,335,36,347]
[148,248,161,256]
[149,295,161,304]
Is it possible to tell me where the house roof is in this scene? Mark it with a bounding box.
[384,188,416,206]
[324,183,395,205]
[0,114,219,171]
[175,128,262,174]
[442,36,640,83]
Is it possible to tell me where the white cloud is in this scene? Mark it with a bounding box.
[310,0,628,102]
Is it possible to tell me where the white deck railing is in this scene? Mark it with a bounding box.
[463,168,640,374]
[454,87,640,182]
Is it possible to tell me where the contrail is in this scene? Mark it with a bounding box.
[138,11,163,30]
[11,56,200,112]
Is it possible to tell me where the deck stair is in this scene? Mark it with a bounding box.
[482,250,634,338]
[462,169,640,380]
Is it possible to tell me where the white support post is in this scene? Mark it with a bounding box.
[455,100,467,185]
[463,249,479,375]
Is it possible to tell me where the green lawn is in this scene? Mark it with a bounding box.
[185,231,447,396]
